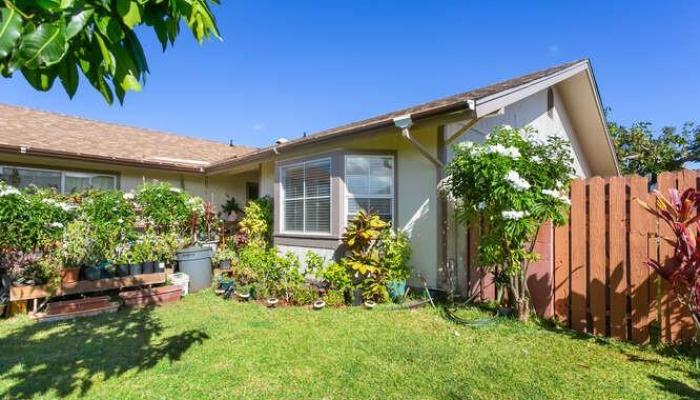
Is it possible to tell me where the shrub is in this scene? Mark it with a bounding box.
[238,196,273,247]
[342,210,412,302]
[0,183,73,251]
[305,251,325,278]
[441,125,573,320]
[135,181,191,233]
[321,260,352,292]
[324,289,346,307]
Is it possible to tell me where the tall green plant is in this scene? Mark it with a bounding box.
[442,126,573,320]
[239,196,273,248]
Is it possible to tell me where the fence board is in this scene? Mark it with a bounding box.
[553,218,570,325]
[629,175,652,343]
[657,172,676,343]
[673,170,697,341]
[608,177,627,339]
[588,178,607,335]
[570,179,587,332]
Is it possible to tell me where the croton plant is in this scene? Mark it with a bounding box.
[638,188,700,336]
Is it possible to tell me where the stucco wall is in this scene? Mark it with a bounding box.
[444,87,590,177]
[260,126,440,286]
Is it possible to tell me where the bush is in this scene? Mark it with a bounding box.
[238,196,273,247]
[135,181,191,233]
[324,289,346,307]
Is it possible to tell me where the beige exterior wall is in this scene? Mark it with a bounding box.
[0,153,258,213]
[259,124,440,287]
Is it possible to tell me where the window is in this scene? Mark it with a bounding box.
[281,158,331,233]
[0,166,117,194]
[345,155,394,223]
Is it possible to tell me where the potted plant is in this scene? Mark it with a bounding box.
[128,246,144,276]
[60,220,88,283]
[212,247,236,270]
[236,284,252,301]
[221,195,242,222]
[383,230,412,300]
[113,250,131,277]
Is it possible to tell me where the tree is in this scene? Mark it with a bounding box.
[441,126,574,320]
[0,0,220,104]
[608,118,700,179]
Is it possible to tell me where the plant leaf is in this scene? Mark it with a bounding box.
[58,55,79,98]
[0,8,22,59]
[117,0,142,28]
[65,8,94,40]
[18,21,68,69]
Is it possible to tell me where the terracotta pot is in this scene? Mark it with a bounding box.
[61,267,81,283]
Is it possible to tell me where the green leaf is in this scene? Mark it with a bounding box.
[21,66,58,91]
[0,8,22,59]
[18,21,68,69]
[117,0,142,28]
[58,55,79,98]
[65,8,94,39]
[93,33,115,75]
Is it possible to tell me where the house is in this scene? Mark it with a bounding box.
[0,59,618,294]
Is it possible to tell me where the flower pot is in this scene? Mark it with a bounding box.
[83,266,101,281]
[388,280,407,300]
[155,261,166,273]
[100,267,115,279]
[219,260,231,270]
[61,267,81,283]
[266,297,279,308]
[363,300,377,310]
[313,300,326,310]
[236,291,251,301]
[116,264,130,277]
[142,261,155,274]
[129,263,143,276]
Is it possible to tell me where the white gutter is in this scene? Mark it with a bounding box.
[393,114,443,168]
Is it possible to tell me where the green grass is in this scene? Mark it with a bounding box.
[0,292,698,399]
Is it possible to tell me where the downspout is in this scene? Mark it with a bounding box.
[392,115,443,168]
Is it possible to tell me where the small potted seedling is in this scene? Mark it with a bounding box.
[313,299,326,310]
[266,297,279,308]
[236,285,252,301]
[212,247,236,271]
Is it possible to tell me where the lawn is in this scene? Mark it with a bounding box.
[1,292,698,399]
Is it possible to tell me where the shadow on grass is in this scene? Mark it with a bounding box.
[649,375,700,400]
[0,307,209,398]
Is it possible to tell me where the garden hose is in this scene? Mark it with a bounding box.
[441,304,499,328]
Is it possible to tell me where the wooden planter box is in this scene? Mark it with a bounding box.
[33,296,120,323]
[9,273,167,302]
[119,285,182,308]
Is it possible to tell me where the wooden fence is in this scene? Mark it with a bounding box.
[552,170,696,343]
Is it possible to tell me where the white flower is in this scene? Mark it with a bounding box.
[0,186,21,197]
[532,155,542,163]
[501,210,528,220]
[504,171,531,191]
[457,141,474,151]
[117,218,124,224]
[476,202,486,210]
[42,198,75,212]
[42,198,58,205]
[123,192,135,200]
[170,187,182,193]
[485,144,520,159]
[49,222,64,229]
[437,175,451,193]
[542,189,571,205]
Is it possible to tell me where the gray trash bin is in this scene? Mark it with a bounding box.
[175,246,212,292]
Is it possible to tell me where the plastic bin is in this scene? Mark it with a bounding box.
[174,246,212,292]
[169,272,190,297]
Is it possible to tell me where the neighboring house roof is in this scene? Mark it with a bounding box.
[209,58,618,174]
[0,104,254,172]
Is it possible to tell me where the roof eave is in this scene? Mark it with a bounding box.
[0,144,207,174]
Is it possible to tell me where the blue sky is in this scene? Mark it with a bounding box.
[0,1,698,148]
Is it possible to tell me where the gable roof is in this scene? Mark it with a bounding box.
[209,58,601,172]
[0,104,254,172]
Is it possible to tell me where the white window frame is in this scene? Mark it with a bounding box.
[0,165,117,194]
[280,157,332,235]
[344,154,395,227]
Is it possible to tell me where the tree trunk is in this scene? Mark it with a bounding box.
[516,298,530,321]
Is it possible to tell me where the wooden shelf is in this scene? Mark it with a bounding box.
[10,273,166,302]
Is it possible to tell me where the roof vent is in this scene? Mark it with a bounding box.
[274,138,289,145]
